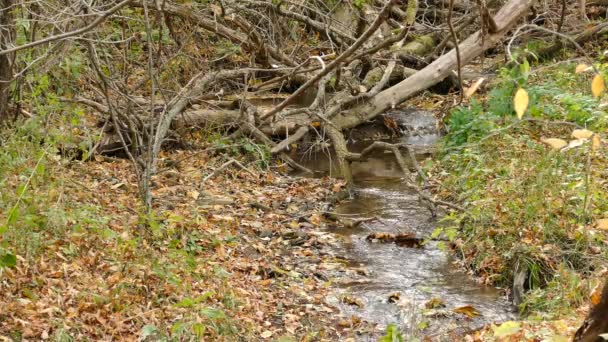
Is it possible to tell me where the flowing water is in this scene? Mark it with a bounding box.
[294,110,516,340]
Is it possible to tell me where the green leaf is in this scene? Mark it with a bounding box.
[16,184,26,196]
[201,307,225,320]
[0,252,17,268]
[493,321,521,338]
[171,321,186,335]
[140,325,158,339]
[378,324,404,342]
[192,323,205,337]
[175,298,195,308]
[36,163,45,176]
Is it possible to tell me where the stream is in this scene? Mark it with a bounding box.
[294,109,515,340]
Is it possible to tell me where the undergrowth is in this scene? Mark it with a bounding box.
[436,55,608,317]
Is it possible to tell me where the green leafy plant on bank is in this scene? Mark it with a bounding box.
[437,54,608,316]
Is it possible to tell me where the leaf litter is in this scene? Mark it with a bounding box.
[0,148,355,340]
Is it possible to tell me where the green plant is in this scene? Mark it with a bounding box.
[379,324,404,342]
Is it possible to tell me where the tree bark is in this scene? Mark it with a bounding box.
[574,282,608,342]
[0,0,14,122]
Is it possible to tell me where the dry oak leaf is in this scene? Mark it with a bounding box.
[454,305,481,318]
[597,219,608,230]
[540,137,568,150]
[571,129,594,140]
[576,64,592,73]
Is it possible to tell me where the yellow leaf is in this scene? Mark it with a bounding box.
[540,137,568,150]
[597,218,608,230]
[592,74,606,98]
[493,321,521,338]
[454,305,480,318]
[513,88,529,119]
[576,64,591,73]
[592,135,601,151]
[571,129,594,140]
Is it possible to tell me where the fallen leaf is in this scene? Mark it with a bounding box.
[187,190,200,200]
[592,74,606,98]
[540,138,568,150]
[513,88,529,119]
[425,297,446,309]
[575,64,592,73]
[464,78,485,98]
[571,129,594,140]
[341,295,364,308]
[454,305,480,318]
[493,321,521,338]
[261,330,273,338]
[597,219,608,230]
[565,139,586,150]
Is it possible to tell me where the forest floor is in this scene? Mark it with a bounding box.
[1,44,607,342]
[0,137,357,341]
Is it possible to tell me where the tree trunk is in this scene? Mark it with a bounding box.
[0,0,13,122]
[574,282,608,342]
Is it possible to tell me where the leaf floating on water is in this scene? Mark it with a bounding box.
[492,321,521,338]
[592,74,606,98]
[571,129,594,140]
[453,305,480,318]
[365,232,423,248]
[387,292,401,303]
[341,295,364,308]
[513,88,529,119]
[540,138,568,150]
[425,297,446,309]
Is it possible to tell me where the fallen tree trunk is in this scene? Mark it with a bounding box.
[332,0,535,130]
[313,0,534,191]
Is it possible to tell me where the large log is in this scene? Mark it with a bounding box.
[332,0,535,130]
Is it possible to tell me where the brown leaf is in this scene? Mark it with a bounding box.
[571,129,594,140]
[597,219,608,230]
[540,138,568,150]
[454,305,481,318]
[576,64,591,73]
